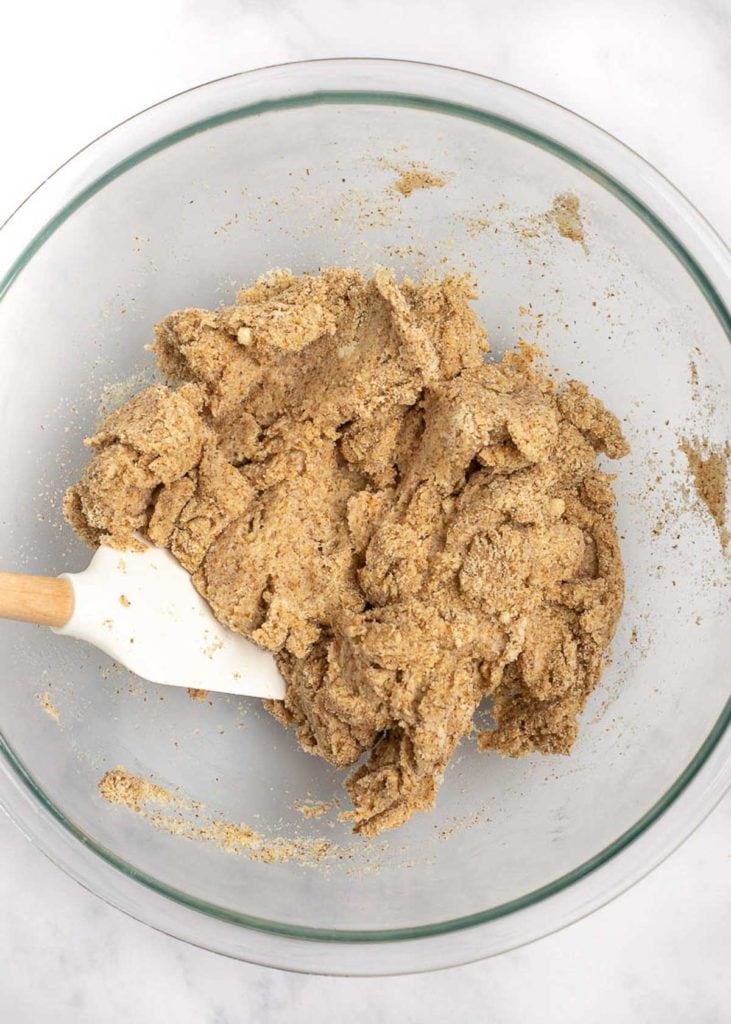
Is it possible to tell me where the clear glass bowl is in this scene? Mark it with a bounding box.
[0,59,729,975]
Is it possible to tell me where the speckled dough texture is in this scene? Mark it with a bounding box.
[65,268,629,837]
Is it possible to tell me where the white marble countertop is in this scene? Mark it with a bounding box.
[1,1,729,1019]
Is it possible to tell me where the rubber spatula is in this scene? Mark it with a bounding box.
[0,541,285,699]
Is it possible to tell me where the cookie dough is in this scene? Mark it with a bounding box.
[65,268,628,837]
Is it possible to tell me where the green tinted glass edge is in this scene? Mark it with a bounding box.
[0,88,729,944]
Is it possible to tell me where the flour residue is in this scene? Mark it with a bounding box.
[374,156,448,199]
[680,437,730,551]
[99,767,170,811]
[392,167,447,198]
[37,690,60,721]
[98,367,158,417]
[503,192,587,252]
[547,192,586,246]
[295,801,333,819]
[98,767,333,865]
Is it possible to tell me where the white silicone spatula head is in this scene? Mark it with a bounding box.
[0,543,285,700]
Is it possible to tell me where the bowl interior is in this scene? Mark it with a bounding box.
[0,95,729,935]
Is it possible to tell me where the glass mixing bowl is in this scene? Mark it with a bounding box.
[0,59,729,975]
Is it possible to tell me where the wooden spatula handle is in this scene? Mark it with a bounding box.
[0,572,74,628]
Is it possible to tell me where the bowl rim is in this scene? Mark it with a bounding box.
[0,57,729,970]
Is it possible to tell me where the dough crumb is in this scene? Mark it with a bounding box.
[187,687,210,701]
[69,268,628,838]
